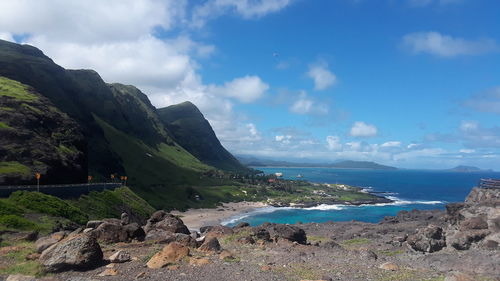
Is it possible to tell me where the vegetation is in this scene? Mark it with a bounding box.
[0,121,12,129]
[0,76,39,102]
[0,241,43,277]
[8,191,88,224]
[74,186,155,220]
[0,161,31,177]
[0,215,39,231]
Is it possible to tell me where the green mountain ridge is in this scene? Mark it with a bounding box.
[158,101,248,172]
[0,39,246,210]
[237,156,397,170]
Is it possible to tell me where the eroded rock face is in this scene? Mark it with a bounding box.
[407,224,446,253]
[39,234,103,272]
[35,231,67,253]
[465,187,500,206]
[144,211,190,234]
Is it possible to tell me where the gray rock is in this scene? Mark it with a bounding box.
[35,231,66,253]
[407,224,446,253]
[448,229,490,250]
[6,274,37,281]
[199,237,222,253]
[92,221,145,243]
[233,222,250,229]
[273,224,307,244]
[40,234,103,272]
[86,220,103,229]
[253,228,271,241]
[144,211,190,234]
[108,250,131,263]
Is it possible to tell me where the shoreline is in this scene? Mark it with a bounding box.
[170,201,268,231]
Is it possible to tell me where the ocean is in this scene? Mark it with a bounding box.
[224,167,500,226]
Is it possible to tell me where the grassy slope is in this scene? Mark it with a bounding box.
[0,187,155,233]
[94,116,215,209]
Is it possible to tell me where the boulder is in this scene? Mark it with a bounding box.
[233,222,250,229]
[145,229,175,243]
[446,203,466,225]
[35,231,67,253]
[359,249,378,260]
[460,216,488,230]
[407,224,446,253]
[204,225,234,238]
[253,228,271,241]
[86,220,104,229]
[448,229,490,250]
[199,237,222,253]
[146,242,190,269]
[9,231,38,242]
[108,250,131,263]
[92,222,145,243]
[237,236,255,244]
[273,224,307,244]
[39,234,103,272]
[144,211,190,234]
[173,233,198,248]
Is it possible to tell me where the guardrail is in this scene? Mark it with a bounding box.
[479,179,500,189]
[0,183,122,198]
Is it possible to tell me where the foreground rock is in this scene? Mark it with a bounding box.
[272,224,307,244]
[407,224,446,253]
[144,211,190,234]
[146,242,190,269]
[92,221,145,243]
[39,234,103,272]
[35,231,67,253]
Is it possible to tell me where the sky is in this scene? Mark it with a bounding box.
[0,0,499,170]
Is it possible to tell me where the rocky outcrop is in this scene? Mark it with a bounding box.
[444,187,499,251]
[35,231,67,253]
[199,237,222,253]
[39,234,103,272]
[407,224,446,253]
[144,211,190,235]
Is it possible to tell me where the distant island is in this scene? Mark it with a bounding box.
[447,165,494,173]
[237,156,398,170]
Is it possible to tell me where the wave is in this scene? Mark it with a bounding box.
[221,206,283,225]
[304,204,346,210]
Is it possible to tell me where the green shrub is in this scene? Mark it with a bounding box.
[9,191,88,224]
[0,200,24,216]
[0,215,39,231]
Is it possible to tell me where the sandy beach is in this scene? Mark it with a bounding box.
[170,201,268,231]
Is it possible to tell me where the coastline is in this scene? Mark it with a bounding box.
[170,201,268,231]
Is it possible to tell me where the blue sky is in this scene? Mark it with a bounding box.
[0,0,499,169]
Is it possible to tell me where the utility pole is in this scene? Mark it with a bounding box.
[35,173,41,192]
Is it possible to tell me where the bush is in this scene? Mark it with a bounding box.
[0,200,24,216]
[9,191,88,224]
[0,215,39,231]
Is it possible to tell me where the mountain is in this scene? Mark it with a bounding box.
[0,39,245,209]
[0,76,87,184]
[157,102,248,172]
[447,165,493,172]
[237,156,397,170]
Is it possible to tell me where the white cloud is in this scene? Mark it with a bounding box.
[209,75,269,103]
[459,149,475,154]
[402,31,498,57]
[289,91,329,115]
[460,120,479,132]
[307,61,337,90]
[326,136,342,151]
[464,87,500,115]
[0,0,287,149]
[350,121,378,137]
[275,135,292,144]
[407,143,420,149]
[381,141,401,148]
[191,0,292,28]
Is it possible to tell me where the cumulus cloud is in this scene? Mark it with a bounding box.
[209,75,269,103]
[381,141,401,148]
[307,61,337,90]
[275,135,292,144]
[191,0,292,28]
[460,149,475,154]
[402,31,498,57]
[326,136,342,151]
[0,0,286,150]
[349,121,378,137]
[289,91,329,115]
[464,87,500,115]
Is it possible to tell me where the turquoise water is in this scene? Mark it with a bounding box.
[224,168,500,226]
